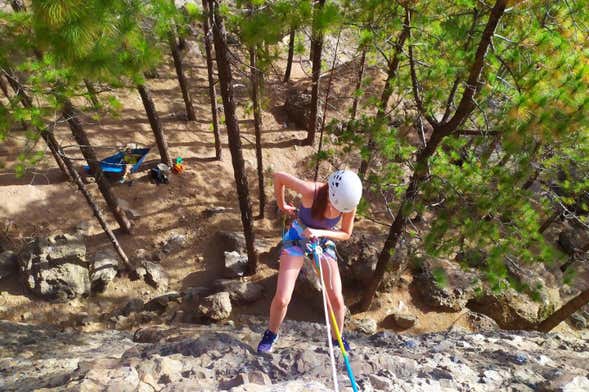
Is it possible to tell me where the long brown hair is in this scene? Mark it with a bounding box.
[311,183,329,220]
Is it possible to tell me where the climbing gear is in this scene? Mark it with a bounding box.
[257,329,279,353]
[172,157,185,174]
[281,219,337,261]
[327,170,363,213]
[310,242,359,392]
[150,163,169,185]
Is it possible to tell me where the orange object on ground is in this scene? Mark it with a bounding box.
[172,163,185,174]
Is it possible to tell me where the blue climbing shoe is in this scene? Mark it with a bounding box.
[331,336,351,353]
[257,329,278,353]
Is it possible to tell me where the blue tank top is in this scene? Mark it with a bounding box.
[298,206,341,230]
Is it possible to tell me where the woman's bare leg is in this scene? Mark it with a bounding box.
[321,255,345,340]
[268,252,304,333]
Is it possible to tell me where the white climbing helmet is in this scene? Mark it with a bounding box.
[327,170,363,213]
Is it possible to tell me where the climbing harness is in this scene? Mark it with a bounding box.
[310,242,359,392]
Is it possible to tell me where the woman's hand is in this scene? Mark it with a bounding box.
[282,204,297,217]
[302,227,321,240]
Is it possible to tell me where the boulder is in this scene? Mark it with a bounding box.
[213,279,264,304]
[0,250,18,280]
[215,231,246,254]
[351,317,378,335]
[91,248,119,293]
[136,260,169,290]
[224,251,248,278]
[466,290,541,330]
[384,312,417,330]
[337,235,380,287]
[144,292,182,313]
[18,233,90,301]
[162,233,187,254]
[464,311,500,332]
[198,291,232,321]
[283,86,322,129]
[413,259,480,312]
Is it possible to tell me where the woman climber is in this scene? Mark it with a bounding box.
[257,170,363,353]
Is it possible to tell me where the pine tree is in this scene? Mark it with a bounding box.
[200,0,222,160]
[208,0,258,273]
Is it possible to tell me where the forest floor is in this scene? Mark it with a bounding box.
[0,38,579,338]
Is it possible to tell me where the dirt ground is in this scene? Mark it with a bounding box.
[0,38,578,338]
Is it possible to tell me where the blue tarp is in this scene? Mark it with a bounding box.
[83,148,150,174]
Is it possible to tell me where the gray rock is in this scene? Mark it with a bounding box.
[198,291,232,321]
[162,233,187,254]
[182,286,213,302]
[0,250,18,280]
[570,312,587,329]
[203,206,226,217]
[2,317,589,392]
[385,312,417,329]
[144,292,182,312]
[138,260,169,290]
[352,318,378,335]
[213,279,264,304]
[223,371,272,388]
[368,373,394,391]
[91,248,119,293]
[18,233,90,301]
[121,298,145,316]
[224,251,248,278]
[214,231,246,255]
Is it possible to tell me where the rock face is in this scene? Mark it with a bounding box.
[2,317,589,392]
[17,233,90,301]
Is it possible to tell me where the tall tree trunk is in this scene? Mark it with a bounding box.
[537,287,589,332]
[250,47,266,218]
[169,34,196,121]
[58,139,131,270]
[209,0,257,273]
[349,48,367,123]
[283,28,295,83]
[201,0,222,160]
[358,18,409,179]
[62,100,133,234]
[5,72,72,181]
[360,0,508,311]
[137,83,172,167]
[304,0,326,146]
[84,79,100,110]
